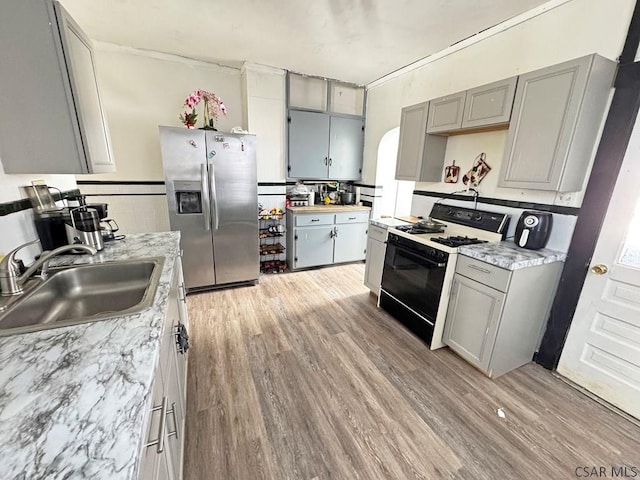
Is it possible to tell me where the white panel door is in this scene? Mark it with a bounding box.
[558,116,640,420]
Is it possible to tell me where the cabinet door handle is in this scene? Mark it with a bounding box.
[145,396,169,453]
[348,217,356,220]
[324,157,328,166]
[468,264,491,274]
[166,402,179,440]
[311,218,320,222]
[328,158,332,166]
[333,227,338,238]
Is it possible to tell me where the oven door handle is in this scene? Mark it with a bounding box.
[391,247,446,268]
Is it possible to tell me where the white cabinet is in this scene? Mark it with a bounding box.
[287,210,370,270]
[364,223,388,295]
[0,0,115,174]
[395,102,448,182]
[498,54,615,192]
[443,254,562,378]
[139,258,189,480]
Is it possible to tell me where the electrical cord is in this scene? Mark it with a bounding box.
[434,188,480,209]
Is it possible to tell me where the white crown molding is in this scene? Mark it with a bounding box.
[241,62,286,76]
[367,0,573,90]
[93,41,241,75]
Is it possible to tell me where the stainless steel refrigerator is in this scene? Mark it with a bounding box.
[159,126,259,291]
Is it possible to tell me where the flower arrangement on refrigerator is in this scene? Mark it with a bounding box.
[178,90,227,129]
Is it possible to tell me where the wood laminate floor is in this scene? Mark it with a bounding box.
[183,264,640,480]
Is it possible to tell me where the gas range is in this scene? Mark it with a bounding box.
[380,204,510,350]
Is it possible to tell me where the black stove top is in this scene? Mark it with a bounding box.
[395,224,445,235]
[430,236,488,248]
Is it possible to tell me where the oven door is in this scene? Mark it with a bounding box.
[381,236,447,324]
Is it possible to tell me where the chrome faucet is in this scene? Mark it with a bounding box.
[0,240,97,296]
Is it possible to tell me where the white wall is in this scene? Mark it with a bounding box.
[241,63,287,182]
[86,43,243,182]
[364,0,636,206]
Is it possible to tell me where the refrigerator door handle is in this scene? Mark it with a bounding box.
[201,163,211,231]
[209,162,220,231]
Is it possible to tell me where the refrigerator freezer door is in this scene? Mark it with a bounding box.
[206,132,259,284]
[159,127,216,289]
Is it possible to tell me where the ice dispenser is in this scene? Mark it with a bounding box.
[174,181,203,214]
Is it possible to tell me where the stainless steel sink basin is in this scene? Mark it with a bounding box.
[0,257,164,336]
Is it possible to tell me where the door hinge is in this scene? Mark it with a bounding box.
[288,116,292,123]
[294,234,298,241]
[287,164,291,173]
[362,126,365,132]
[294,257,298,263]
[359,168,362,174]
[364,249,366,254]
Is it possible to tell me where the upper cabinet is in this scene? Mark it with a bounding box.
[0,0,115,174]
[395,102,447,182]
[287,73,365,180]
[426,92,466,133]
[288,110,363,180]
[461,77,517,129]
[498,55,615,192]
[426,77,517,134]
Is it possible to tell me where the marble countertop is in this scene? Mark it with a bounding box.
[369,217,412,228]
[287,205,371,213]
[0,232,181,480]
[459,241,567,270]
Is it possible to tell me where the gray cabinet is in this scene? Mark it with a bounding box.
[334,222,368,263]
[288,110,330,179]
[426,91,466,133]
[499,54,616,192]
[443,254,562,378]
[461,77,517,129]
[287,210,369,270]
[139,258,189,480]
[444,274,505,369]
[363,223,388,295]
[288,110,363,180]
[294,225,335,269]
[0,0,115,174]
[395,102,447,182]
[329,116,364,180]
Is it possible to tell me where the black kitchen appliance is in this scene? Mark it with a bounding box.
[380,204,510,348]
[515,211,552,250]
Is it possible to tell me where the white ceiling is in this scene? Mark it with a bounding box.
[60,0,550,85]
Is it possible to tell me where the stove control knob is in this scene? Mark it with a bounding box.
[437,252,446,261]
[474,214,483,221]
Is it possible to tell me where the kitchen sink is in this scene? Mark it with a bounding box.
[0,257,164,336]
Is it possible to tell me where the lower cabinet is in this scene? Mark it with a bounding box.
[443,254,561,378]
[139,259,189,480]
[287,210,370,270]
[363,223,387,295]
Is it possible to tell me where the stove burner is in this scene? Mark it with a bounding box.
[430,236,488,247]
[396,224,445,234]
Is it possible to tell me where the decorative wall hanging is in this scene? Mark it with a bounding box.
[462,152,491,187]
[444,160,460,183]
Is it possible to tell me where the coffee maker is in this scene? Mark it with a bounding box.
[66,206,104,251]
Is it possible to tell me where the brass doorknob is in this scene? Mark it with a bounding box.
[591,264,608,275]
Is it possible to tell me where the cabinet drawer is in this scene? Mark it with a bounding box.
[455,255,511,292]
[368,224,387,242]
[295,214,334,226]
[335,211,369,224]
